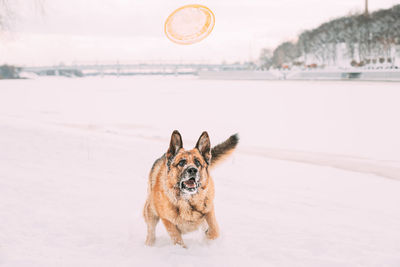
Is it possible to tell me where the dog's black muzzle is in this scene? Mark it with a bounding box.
[179,167,200,194]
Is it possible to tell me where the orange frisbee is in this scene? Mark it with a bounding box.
[164,4,215,45]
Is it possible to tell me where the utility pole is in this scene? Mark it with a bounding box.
[365,0,369,16]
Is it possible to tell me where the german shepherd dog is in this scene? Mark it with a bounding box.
[143,130,238,248]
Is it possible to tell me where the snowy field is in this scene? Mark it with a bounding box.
[1,76,400,267]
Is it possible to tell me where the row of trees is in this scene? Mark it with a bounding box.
[0,65,20,79]
[260,4,400,69]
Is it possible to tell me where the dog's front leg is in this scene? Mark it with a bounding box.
[205,208,219,240]
[143,200,159,246]
[161,219,187,248]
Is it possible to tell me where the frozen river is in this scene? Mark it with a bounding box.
[2,76,400,176]
[1,76,400,266]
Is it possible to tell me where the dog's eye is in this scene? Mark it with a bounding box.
[194,159,201,167]
[178,160,186,167]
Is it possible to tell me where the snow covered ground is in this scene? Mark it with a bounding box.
[1,76,400,266]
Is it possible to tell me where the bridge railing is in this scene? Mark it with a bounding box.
[22,62,251,75]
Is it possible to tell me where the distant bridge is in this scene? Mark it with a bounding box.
[22,61,251,77]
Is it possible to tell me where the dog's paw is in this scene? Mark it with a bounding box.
[205,229,219,240]
[145,237,156,246]
[174,240,188,249]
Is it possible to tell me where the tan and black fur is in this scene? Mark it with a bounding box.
[143,130,238,248]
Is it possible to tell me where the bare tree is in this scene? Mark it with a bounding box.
[258,48,273,70]
[0,0,44,32]
[0,0,14,31]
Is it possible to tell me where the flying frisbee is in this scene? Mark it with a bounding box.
[164,4,215,45]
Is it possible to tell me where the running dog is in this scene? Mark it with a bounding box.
[143,130,238,248]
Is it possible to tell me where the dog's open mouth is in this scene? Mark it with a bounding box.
[180,177,198,193]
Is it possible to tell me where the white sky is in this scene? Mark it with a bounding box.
[1,0,399,65]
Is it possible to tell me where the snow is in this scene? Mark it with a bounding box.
[1,76,400,267]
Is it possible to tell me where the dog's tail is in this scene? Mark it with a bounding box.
[210,134,239,168]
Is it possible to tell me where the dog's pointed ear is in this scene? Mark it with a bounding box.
[167,130,183,162]
[195,131,211,165]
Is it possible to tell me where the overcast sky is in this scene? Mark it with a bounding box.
[1,0,399,65]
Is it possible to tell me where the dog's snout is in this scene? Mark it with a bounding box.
[187,167,198,175]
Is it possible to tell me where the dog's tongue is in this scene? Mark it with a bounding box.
[184,179,196,188]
